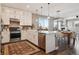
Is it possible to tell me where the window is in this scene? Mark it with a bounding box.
[53,20,63,30]
[38,17,48,30]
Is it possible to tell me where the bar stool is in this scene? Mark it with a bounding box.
[56,31,67,51]
[69,32,76,47]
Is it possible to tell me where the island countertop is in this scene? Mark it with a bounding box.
[38,31,57,34]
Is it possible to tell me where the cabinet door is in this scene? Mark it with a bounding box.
[30,31,38,45]
[22,12,28,25]
[19,11,23,20]
[26,12,32,25]
[9,9,18,19]
[2,7,10,25]
[2,30,10,43]
[38,33,45,49]
[20,11,25,25]
[9,9,15,18]
[2,13,10,25]
[15,10,20,19]
[21,30,27,40]
[17,11,21,20]
[20,12,32,26]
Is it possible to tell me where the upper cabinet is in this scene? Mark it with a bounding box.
[8,8,21,19]
[26,12,32,26]
[2,6,32,26]
[2,7,10,25]
[20,11,25,25]
[20,11,32,26]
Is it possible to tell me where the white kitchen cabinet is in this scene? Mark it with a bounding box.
[25,12,32,26]
[19,11,23,20]
[20,12,32,26]
[20,11,25,25]
[21,30,38,45]
[9,8,15,18]
[2,7,22,23]
[13,9,21,19]
[2,7,10,25]
[21,30,27,40]
[2,29,10,43]
[2,6,32,26]
[26,30,38,45]
[9,8,21,19]
[2,7,14,25]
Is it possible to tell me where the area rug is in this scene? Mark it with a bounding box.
[2,41,40,55]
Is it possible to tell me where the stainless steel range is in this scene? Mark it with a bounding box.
[9,27,21,41]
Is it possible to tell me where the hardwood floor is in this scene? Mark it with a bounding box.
[33,47,78,55]
[34,38,79,55]
[1,38,79,55]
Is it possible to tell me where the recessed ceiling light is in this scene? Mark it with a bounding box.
[26,5,30,8]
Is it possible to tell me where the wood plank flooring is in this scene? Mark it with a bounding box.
[1,38,79,55]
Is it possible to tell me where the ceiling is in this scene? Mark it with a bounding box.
[1,3,79,18]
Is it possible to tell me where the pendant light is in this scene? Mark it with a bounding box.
[36,9,38,15]
[47,3,50,19]
[56,10,61,18]
[35,9,39,22]
[41,6,43,16]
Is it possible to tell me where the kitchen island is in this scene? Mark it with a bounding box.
[38,31,57,53]
[21,30,57,53]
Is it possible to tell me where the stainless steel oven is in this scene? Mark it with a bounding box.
[9,27,21,41]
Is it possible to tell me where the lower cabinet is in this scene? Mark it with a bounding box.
[38,33,45,50]
[21,30,27,40]
[21,30,38,46]
[27,30,38,45]
[2,29,10,43]
[38,32,56,53]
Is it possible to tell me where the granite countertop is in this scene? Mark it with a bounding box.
[38,31,57,34]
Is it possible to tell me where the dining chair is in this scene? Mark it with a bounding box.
[70,32,76,47]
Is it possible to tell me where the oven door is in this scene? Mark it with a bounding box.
[10,31,21,39]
